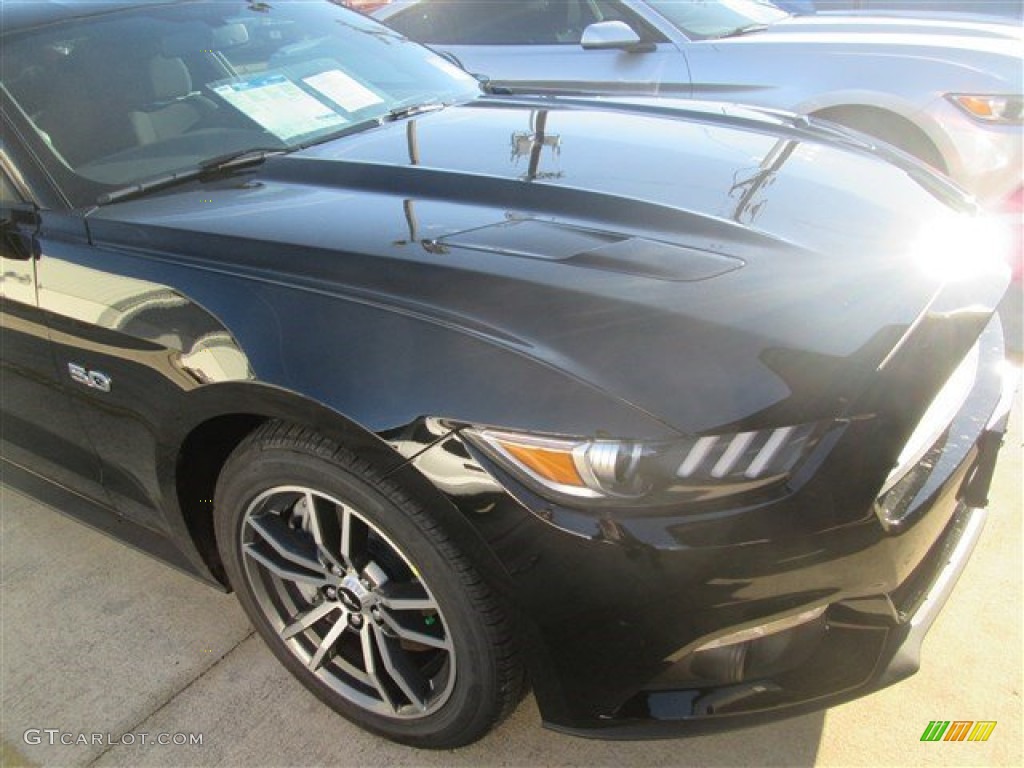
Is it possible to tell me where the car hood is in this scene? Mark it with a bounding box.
[688,13,1024,99]
[88,97,1009,435]
[729,13,1023,61]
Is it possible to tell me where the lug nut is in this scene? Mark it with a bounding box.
[325,586,337,599]
[349,613,364,628]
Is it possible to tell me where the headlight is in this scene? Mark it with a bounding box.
[947,94,1023,124]
[465,423,825,507]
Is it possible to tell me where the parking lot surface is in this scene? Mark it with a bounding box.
[2,389,1021,767]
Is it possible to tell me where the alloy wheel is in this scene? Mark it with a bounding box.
[240,485,456,718]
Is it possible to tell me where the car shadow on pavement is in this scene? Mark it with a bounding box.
[438,699,827,768]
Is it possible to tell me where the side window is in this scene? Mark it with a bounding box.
[386,1,463,44]
[388,1,667,46]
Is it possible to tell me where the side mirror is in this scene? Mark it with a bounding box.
[580,20,649,52]
[1,207,38,261]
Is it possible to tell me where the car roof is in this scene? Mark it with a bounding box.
[1,0,186,34]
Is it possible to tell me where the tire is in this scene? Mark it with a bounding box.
[214,421,524,748]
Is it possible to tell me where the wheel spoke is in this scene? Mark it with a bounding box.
[372,624,429,711]
[376,581,438,612]
[308,610,350,672]
[379,608,451,651]
[243,543,331,589]
[340,506,369,570]
[360,624,398,712]
[247,513,324,575]
[334,655,375,688]
[280,601,339,640]
[303,491,344,571]
[340,506,354,565]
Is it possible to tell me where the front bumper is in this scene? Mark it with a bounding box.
[407,316,1015,738]
[556,501,990,739]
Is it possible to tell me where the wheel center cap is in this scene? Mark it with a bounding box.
[339,573,371,612]
[337,588,361,612]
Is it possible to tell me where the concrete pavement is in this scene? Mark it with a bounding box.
[2,392,1020,767]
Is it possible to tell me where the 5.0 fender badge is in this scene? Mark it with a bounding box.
[68,362,112,393]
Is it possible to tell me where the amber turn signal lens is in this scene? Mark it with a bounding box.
[948,94,1023,124]
[957,96,997,118]
[495,440,585,488]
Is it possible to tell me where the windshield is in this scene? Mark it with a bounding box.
[1,0,480,202]
[645,0,788,39]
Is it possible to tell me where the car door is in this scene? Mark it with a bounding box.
[383,0,690,96]
[0,149,110,505]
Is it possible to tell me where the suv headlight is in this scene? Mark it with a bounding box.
[947,94,1023,124]
[466,423,825,507]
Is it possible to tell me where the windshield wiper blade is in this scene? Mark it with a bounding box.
[198,147,287,172]
[97,147,286,206]
[712,23,769,40]
[383,101,446,122]
[97,169,207,206]
[297,103,447,150]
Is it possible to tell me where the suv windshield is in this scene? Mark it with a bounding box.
[646,0,788,40]
[1,0,480,204]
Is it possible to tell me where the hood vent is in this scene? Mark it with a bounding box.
[438,219,742,282]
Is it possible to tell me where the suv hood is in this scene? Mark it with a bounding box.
[682,13,1024,105]
[770,13,1023,40]
[723,13,1023,64]
[88,97,1010,435]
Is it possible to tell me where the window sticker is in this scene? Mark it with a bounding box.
[303,70,384,113]
[211,74,347,141]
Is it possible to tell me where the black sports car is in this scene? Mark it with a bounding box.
[0,0,1015,749]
